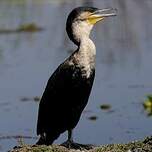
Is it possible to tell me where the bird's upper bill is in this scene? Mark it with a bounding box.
[87,8,117,24]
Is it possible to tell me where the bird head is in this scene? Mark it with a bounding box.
[66,7,117,45]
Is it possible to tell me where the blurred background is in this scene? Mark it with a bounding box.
[0,0,152,151]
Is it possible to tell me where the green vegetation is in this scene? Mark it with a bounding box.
[143,95,152,116]
[17,23,43,32]
[0,23,43,34]
[100,104,111,110]
[88,116,98,121]
[9,136,152,152]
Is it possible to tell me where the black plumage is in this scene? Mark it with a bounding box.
[37,57,95,145]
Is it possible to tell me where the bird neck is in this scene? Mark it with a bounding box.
[71,21,93,45]
[78,36,96,57]
[75,36,96,78]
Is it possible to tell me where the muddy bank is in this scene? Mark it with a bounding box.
[9,136,152,152]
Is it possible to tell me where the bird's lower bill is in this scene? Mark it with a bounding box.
[87,17,104,24]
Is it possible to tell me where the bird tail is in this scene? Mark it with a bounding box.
[36,134,54,145]
[36,133,60,145]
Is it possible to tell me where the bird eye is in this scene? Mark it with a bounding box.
[79,18,86,21]
[75,18,86,22]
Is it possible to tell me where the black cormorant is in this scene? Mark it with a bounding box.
[36,7,116,148]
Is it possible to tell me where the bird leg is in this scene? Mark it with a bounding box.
[61,129,95,150]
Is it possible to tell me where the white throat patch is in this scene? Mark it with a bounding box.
[75,37,96,78]
[70,20,96,78]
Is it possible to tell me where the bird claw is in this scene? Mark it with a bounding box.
[61,140,95,150]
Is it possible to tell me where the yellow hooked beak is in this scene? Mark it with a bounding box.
[87,8,117,25]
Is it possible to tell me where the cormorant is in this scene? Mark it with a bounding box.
[36,7,116,148]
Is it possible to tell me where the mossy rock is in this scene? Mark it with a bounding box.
[9,136,152,152]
